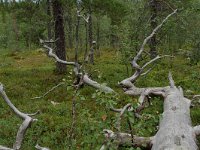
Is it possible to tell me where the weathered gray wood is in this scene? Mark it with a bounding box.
[35,144,50,150]
[0,146,13,150]
[41,40,114,93]
[0,84,38,150]
[101,9,200,150]
[152,87,197,150]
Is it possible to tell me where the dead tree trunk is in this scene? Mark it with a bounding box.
[52,0,66,74]
[100,9,200,150]
[102,79,200,150]
[152,86,197,150]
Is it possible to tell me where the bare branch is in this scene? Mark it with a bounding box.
[43,44,76,65]
[77,13,89,23]
[82,74,114,93]
[115,103,132,131]
[141,55,173,70]
[0,84,38,150]
[35,144,50,150]
[40,41,114,93]
[0,146,13,150]
[120,10,177,101]
[132,9,177,64]
[26,110,40,116]
[102,129,154,147]
[168,72,175,88]
[40,38,59,44]
[193,95,200,99]
[141,67,154,76]
[31,82,65,100]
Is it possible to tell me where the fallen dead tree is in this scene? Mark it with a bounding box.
[102,73,200,149]
[101,9,200,150]
[0,6,199,150]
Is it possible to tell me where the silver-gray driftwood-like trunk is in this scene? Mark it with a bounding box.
[152,87,197,150]
[101,9,200,150]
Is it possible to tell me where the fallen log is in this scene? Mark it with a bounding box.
[101,9,200,150]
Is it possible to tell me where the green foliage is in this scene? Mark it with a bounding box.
[0,48,199,149]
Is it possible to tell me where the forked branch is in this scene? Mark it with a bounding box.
[0,84,38,150]
[132,9,177,64]
[40,40,114,93]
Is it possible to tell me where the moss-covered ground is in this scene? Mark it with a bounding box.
[0,48,199,149]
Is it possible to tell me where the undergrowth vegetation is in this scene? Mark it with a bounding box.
[0,48,199,149]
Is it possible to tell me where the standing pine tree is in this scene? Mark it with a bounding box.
[52,0,66,74]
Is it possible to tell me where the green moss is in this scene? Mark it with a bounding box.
[0,49,199,149]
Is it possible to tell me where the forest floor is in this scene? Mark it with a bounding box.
[0,48,199,150]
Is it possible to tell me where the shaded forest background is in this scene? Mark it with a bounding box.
[0,0,200,63]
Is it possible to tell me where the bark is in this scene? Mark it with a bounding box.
[84,21,88,60]
[88,1,94,64]
[96,17,100,57]
[75,1,80,63]
[52,0,66,74]
[149,0,158,58]
[47,0,52,41]
[67,8,73,49]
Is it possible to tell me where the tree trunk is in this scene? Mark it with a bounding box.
[96,17,100,57]
[149,0,158,58]
[110,20,119,49]
[52,0,66,74]
[84,21,88,60]
[75,1,80,63]
[65,5,73,49]
[88,1,94,64]
[67,8,73,49]
[151,87,198,150]
[47,0,52,41]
